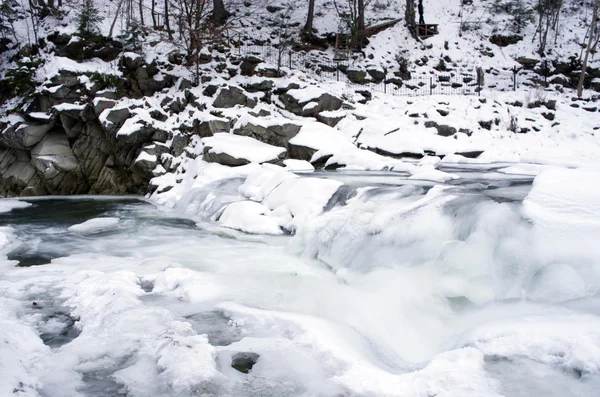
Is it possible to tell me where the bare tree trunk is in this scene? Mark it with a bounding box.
[357,0,365,46]
[212,0,229,24]
[151,0,156,27]
[139,0,145,26]
[303,0,316,32]
[578,0,599,97]
[165,0,172,39]
[109,0,124,37]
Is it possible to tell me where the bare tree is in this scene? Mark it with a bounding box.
[333,0,368,48]
[578,0,600,97]
[535,0,563,56]
[303,0,316,33]
[165,0,172,39]
[170,0,228,82]
[138,0,145,26]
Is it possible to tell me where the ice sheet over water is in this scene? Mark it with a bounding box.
[0,167,599,397]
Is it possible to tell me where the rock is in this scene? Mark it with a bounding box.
[316,111,345,127]
[202,84,219,97]
[455,150,484,158]
[231,352,260,374]
[171,134,190,157]
[274,82,301,95]
[94,98,117,116]
[213,87,257,109]
[197,119,230,137]
[31,132,79,174]
[489,34,523,47]
[355,90,372,104]
[386,78,404,87]
[101,107,132,136]
[244,80,274,93]
[367,69,385,82]
[346,69,368,84]
[516,57,539,70]
[478,120,493,130]
[544,100,557,110]
[541,112,555,121]
[150,109,168,122]
[0,120,55,150]
[288,143,317,162]
[122,52,144,71]
[202,134,286,166]
[424,121,457,137]
[279,88,343,117]
[131,150,158,179]
[550,76,569,86]
[436,109,449,117]
[233,119,301,147]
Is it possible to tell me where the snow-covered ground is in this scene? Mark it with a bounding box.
[1,165,600,396]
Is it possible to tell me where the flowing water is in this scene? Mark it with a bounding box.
[1,169,599,397]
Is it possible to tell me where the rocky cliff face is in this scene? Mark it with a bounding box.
[0,47,178,197]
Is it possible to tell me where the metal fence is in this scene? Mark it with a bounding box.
[237,45,480,97]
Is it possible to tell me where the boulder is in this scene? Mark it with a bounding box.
[101,107,132,136]
[367,69,386,82]
[233,118,301,147]
[424,121,457,137]
[197,119,230,137]
[213,87,257,109]
[31,132,79,175]
[346,69,368,84]
[516,57,539,70]
[489,34,523,47]
[279,88,343,117]
[243,80,274,93]
[231,352,260,374]
[202,133,286,166]
[0,119,55,150]
[316,111,345,127]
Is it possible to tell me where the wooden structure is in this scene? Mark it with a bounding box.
[334,34,350,61]
[406,0,439,39]
[416,24,438,38]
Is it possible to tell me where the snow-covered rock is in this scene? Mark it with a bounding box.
[202,134,286,166]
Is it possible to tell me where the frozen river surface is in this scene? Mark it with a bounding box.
[1,168,600,397]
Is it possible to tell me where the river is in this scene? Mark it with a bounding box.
[1,167,599,397]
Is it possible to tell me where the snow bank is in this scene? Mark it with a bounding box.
[460,312,600,374]
[523,168,600,265]
[68,217,120,234]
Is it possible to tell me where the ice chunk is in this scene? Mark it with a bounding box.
[68,217,120,234]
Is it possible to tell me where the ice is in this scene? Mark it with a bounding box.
[67,217,120,234]
[0,199,32,213]
[2,166,600,397]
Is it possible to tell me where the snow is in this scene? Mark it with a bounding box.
[287,86,329,103]
[283,159,315,171]
[202,133,286,164]
[219,201,284,235]
[135,151,157,164]
[67,217,120,234]
[522,167,600,265]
